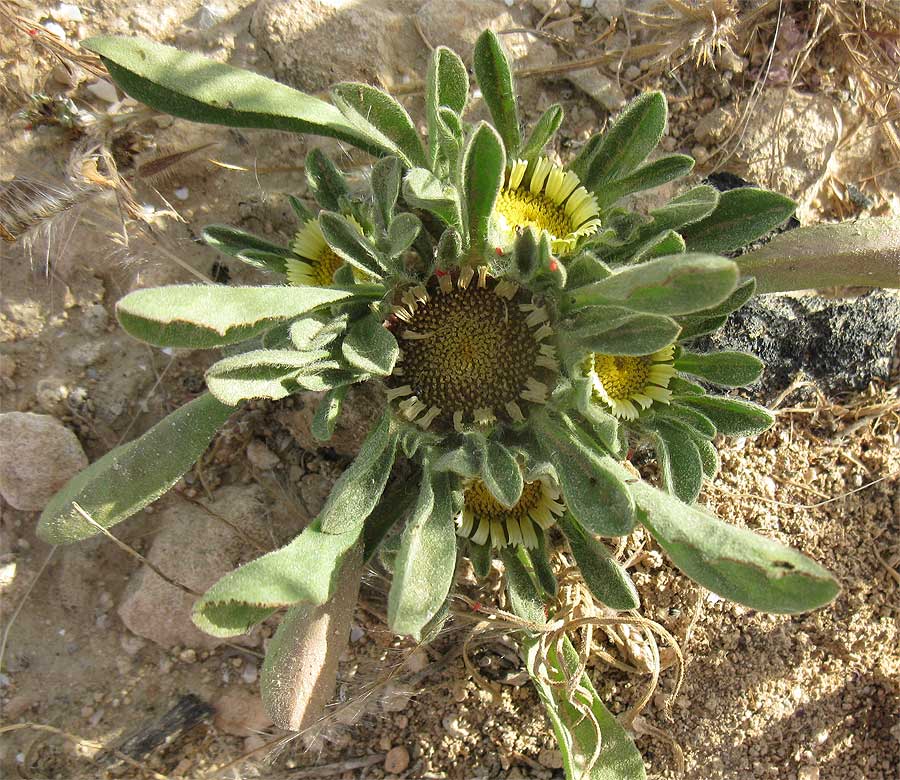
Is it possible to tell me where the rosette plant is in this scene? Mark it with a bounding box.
[39,30,843,779]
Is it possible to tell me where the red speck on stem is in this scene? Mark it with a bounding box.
[435,269,447,277]
[549,259,559,272]
[472,601,482,612]
[495,247,504,256]
[28,28,39,36]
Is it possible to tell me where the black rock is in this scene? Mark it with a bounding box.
[696,290,900,399]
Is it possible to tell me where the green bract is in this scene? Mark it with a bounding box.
[40,29,844,780]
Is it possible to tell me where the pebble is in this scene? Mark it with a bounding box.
[120,634,146,656]
[404,649,429,674]
[384,745,410,774]
[538,749,564,769]
[86,79,119,103]
[0,412,88,510]
[241,662,258,684]
[380,681,412,713]
[567,67,626,111]
[442,714,469,739]
[247,440,280,470]
[213,689,274,736]
[798,767,819,780]
[178,648,197,664]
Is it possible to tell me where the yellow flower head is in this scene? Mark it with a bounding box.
[384,267,559,431]
[457,475,564,549]
[286,216,364,286]
[585,345,677,420]
[492,157,601,254]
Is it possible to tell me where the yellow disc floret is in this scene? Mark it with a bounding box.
[586,345,677,420]
[457,476,564,549]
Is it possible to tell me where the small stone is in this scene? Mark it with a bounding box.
[174,187,189,201]
[403,649,429,674]
[241,663,258,684]
[384,746,410,774]
[213,689,274,737]
[691,145,709,165]
[179,648,197,664]
[538,749,564,769]
[0,413,88,510]
[798,767,819,780]
[120,634,146,656]
[567,68,626,111]
[442,714,469,739]
[52,3,84,22]
[761,476,777,497]
[86,79,118,103]
[380,681,412,713]
[624,64,641,81]
[246,439,280,470]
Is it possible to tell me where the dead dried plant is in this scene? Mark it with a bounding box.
[631,0,742,67]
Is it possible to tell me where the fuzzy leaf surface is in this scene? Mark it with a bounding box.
[559,514,639,610]
[681,188,796,253]
[388,470,457,639]
[403,167,461,229]
[520,104,564,162]
[629,479,840,613]
[82,36,378,151]
[532,413,635,536]
[331,82,428,169]
[462,122,506,253]
[319,412,399,533]
[39,393,233,543]
[473,30,520,156]
[341,314,399,376]
[476,437,524,509]
[306,148,350,212]
[567,254,738,316]
[192,519,361,636]
[596,154,694,207]
[205,349,333,405]
[567,305,681,355]
[677,396,774,436]
[675,351,764,387]
[580,91,667,189]
[117,285,355,349]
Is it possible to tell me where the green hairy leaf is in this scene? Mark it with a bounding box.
[117,285,355,349]
[567,253,738,316]
[630,480,840,613]
[675,351,764,387]
[306,148,350,212]
[312,386,347,441]
[653,403,716,440]
[559,514,639,610]
[426,46,469,169]
[82,36,379,152]
[649,185,721,231]
[566,305,681,356]
[473,29,521,156]
[476,437,524,509]
[192,519,362,636]
[651,420,704,504]
[341,313,399,376]
[386,212,423,258]
[532,412,635,536]
[631,230,686,262]
[318,211,385,278]
[388,470,458,639]
[205,349,333,405]
[202,225,292,274]
[39,393,233,543]
[503,550,646,780]
[520,104,564,163]
[528,533,559,599]
[462,122,506,253]
[319,412,399,533]
[682,187,797,254]
[403,168,461,229]
[331,82,429,169]
[371,156,402,229]
[577,91,667,190]
[676,396,774,436]
[596,154,694,207]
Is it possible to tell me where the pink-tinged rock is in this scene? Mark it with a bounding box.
[118,486,269,650]
[261,546,363,730]
[213,688,274,737]
[0,412,87,510]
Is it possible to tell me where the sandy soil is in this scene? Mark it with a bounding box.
[1,1,898,779]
